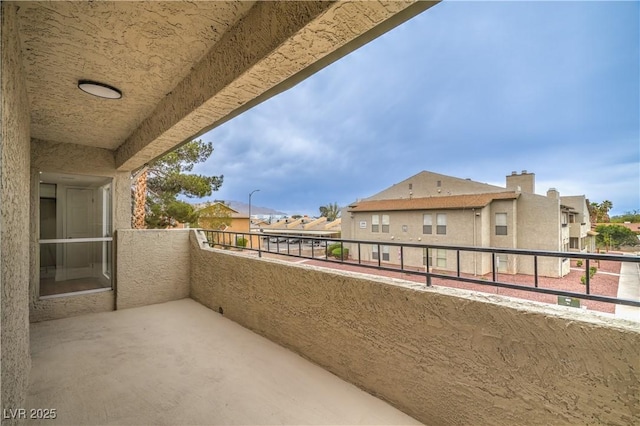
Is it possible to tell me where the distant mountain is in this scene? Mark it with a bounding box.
[227,200,287,216]
[197,200,286,216]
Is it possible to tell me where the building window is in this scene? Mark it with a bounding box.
[569,214,576,223]
[381,214,390,233]
[382,245,390,261]
[497,255,508,272]
[372,215,379,232]
[437,180,442,187]
[562,212,568,226]
[436,214,446,235]
[372,245,390,261]
[423,214,432,234]
[409,183,413,190]
[495,213,507,236]
[570,237,579,249]
[426,249,446,267]
[427,248,446,267]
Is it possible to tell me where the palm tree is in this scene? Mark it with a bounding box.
[319,202,341,221]
[599,200,613,223]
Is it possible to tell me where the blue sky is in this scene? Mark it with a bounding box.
[193,0,639,217]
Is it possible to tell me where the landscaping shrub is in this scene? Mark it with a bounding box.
[589,266,597,278]
[326,242,341,256]
[580,275,586,285]
[235,237,248,248]
[576,260,583,267]
[331,247,349,260]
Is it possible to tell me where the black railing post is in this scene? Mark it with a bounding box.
[400,246,404,271]
[492,253,497,282]
[534,255,539,287]
[585,258,591,294]
[456,249,461,278]
[358,242,361,265]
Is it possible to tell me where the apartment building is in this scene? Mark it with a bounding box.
[342,170,594,277]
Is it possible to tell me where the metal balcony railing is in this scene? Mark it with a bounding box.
[201,230,640,308]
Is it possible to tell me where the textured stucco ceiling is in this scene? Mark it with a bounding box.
[17,1,255,151]
[14,1,438,170]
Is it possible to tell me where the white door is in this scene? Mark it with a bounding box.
[64,188,94,279]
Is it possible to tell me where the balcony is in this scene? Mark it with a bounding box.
[25,298,417,425]
[21,230,640,425]
[569,222,590,238]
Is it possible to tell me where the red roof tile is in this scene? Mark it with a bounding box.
[348,192,519,212]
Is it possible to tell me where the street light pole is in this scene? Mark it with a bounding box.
[248,189,260,230]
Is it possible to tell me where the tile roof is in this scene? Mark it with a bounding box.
[348,192,519,212]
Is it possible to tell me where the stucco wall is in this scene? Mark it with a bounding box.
[1,2,32,414]
[366,171,506,200]
[29,291,114,323]
[116,229,190,310]
[190,232,639,425]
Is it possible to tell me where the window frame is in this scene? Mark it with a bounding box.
[436,213,447,235]
[495,212,508,236]
[423,214,432,234]
[381,214,390,233]
[371,214,379,233]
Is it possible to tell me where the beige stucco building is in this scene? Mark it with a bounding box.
[342,170,595,277]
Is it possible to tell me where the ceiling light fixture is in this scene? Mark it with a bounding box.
[78,80,122,99]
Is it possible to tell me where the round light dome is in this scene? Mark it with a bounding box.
[78,80,122,99]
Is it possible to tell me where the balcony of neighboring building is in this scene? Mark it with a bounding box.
[569,221,590,239]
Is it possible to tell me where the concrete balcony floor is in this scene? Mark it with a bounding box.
[25,299,420,425]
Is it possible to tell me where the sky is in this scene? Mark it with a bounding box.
[192,0,639,217]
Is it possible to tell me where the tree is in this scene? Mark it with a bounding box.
[611,210,640,223]
[319,202,341,221]
[588,200,613,223]
[133,139,223,229]
[595,224,639,250]
[599,200,613,222]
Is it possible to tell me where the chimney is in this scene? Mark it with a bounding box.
[506,171,535,193]
[547,188,559,199]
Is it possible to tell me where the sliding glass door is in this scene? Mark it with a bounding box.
[39,172,113,297]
